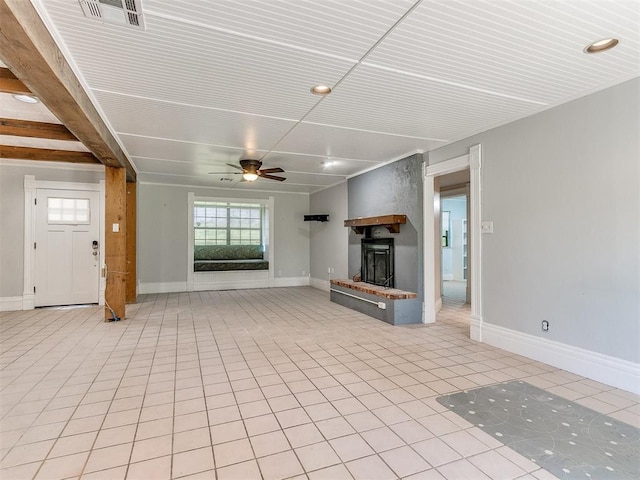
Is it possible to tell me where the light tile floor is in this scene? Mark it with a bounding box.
[1,287,638,479]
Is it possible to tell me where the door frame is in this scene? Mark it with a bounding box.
[440,186,471,302]
[422,144,483,341]
[23,175,105,309]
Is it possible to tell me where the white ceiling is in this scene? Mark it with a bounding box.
[20,0,640,193]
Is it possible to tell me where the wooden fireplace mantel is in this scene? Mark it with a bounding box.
[344,214,407,234]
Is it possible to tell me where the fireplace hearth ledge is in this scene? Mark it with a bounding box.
[330,279,420,326]
[330,279,416,300]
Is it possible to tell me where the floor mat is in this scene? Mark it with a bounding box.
[437,380,640,479]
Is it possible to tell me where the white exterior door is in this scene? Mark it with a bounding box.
[34,189,101,307]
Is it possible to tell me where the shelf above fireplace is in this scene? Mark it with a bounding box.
[344,214,407,234]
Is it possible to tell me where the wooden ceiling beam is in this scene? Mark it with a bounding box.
[0,0,136,181]
[0,67,31,94]
[0,118,78,141]
[0,145,100,164]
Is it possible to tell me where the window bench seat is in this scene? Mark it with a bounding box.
[194,259,269,271]
[194,245,268,272]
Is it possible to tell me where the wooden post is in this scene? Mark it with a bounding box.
[105,167,126,321]
[125,182,137,304]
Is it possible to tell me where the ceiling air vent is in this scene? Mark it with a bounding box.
[79,0,145,30]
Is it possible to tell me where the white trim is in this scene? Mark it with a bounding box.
[138,281,188,295]
[310,278,330,292]
[470,315,483,342]
[469,145,482,340]
[140,180,310,196]
[426,154,469,177]
[432,73,639,151]
[481,321,640,395]
[346,150,423,180]
[423,146,481,327]
[187,194,276,290]
[98,180,106,305]
[423,172,436,324]
[267,197,275,282]
[271,276,309,288]
[0,296,24,312]
[1,159,105,172]
[23,176,36,308]
[23,176,105,310]
[186,192,195,292]
[139,277,310,294]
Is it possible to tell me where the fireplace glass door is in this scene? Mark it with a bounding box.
[361,238,394,288]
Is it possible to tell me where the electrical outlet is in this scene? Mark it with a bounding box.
[541,320,549,331]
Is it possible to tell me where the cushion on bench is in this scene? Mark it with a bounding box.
[194,244,268,271]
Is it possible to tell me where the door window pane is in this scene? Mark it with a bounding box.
[48,197,90,224]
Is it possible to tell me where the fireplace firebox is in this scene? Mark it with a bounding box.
[361,238,394,288]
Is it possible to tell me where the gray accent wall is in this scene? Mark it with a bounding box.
[309,181,349,283]
[0,164,104,298]
[347,154,424,321]
[138,184,310,286]
[428,78,640,363]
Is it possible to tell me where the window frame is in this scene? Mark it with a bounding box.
[187,194,275,290]
[193,201,265,246]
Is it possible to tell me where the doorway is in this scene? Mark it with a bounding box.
[34,189,101,306]
[23,176,105,309]
[441,186,470,308]
[422,145,482,341]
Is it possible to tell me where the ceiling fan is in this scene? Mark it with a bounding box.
[209,159,286,182]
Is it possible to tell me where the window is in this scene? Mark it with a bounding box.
[194,201,264,245]
[48,197,90,224]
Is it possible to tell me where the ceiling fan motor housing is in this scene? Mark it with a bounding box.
[240,159,261,173]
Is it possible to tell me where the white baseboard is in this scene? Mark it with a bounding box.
[480,321,640,395]
[138,281,188,294]
[271,276,310,288]
[470,315,482,341]
[139,277,310,294]
[0,296,24,312]
[310,278,330,292]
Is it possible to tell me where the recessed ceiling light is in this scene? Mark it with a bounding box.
[310,85,332,96]
[584,38,619,54]
[13,94,39,104]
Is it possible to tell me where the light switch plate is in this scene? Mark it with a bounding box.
[112,223,120,232]
[481,221,494,233]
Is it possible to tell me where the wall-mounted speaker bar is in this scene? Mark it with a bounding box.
[304,214,329,222]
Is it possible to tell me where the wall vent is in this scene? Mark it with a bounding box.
[79,0,145,30]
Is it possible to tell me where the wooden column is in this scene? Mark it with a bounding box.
[125,182,137,304]
[105,167,126,320]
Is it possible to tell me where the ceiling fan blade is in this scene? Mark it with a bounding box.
[259,173,286,182]
[208,171,242,175]
[226,163,243,170]
[259,167,284,174]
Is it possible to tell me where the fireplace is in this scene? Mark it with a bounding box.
[361,238,394,288]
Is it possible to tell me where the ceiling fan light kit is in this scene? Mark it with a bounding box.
[208,159,286,182]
